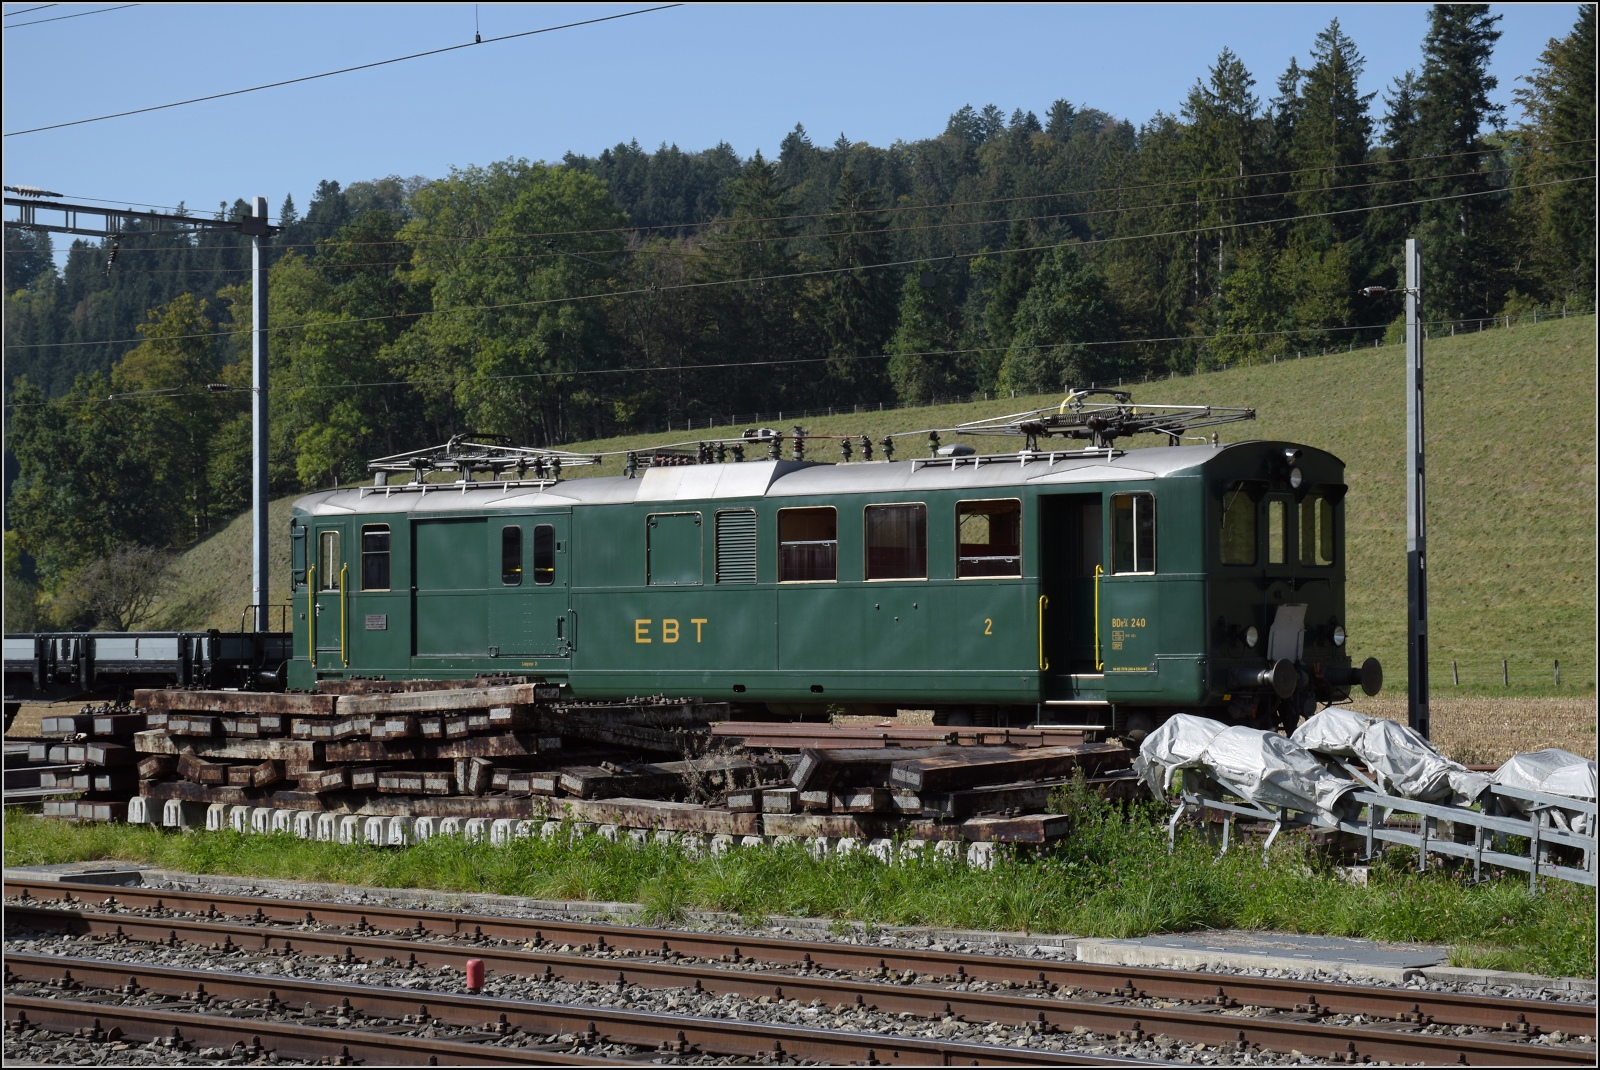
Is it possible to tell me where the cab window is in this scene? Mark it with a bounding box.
[532,524,555,585]
[317,530,342,591]
[1299,494,1334,566]
[1266,499,1288,565]
[957,499,1021,577]
[778,507,836,582]
[361,526,390,590]
[1219,484,1256,565]
[1110,492,1155,574]
[501,526,523,586]
[865,503,927,580]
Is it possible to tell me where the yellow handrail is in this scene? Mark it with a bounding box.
[1093,564,1104,670]
[306,565,316,665]
[1038,595,1049,672]
[339,563,349,667]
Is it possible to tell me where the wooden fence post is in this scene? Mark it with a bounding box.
[1452,660,1459,686]
[1554,660,1560,687]
[1502,659,1509,687]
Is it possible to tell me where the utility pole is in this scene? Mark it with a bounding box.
[4,189,281,632]
[243,196,273,633]
[1358,238,1428,738]
[1403,238,1429,739]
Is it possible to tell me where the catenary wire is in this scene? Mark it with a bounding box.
[4,4,60,17]
[33,137,1593,254]
[2,4,681,136]
[34,159,1550,278]
[20,307,1589,412]
[6,175,1590,356]
[3,2,133,27]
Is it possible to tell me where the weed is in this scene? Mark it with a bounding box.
[8,769,1593,979]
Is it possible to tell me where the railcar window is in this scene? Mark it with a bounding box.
[1267,499,1288,565]
[361,526,391,590]
[532,525,555,585]
[317,531,341,591]
[1299,495,1335,566]
[1220,484,1256,565]
[1110,493,1155,574]
[778,507,837,582]
[715,510,758,584]
[501,526,523,586]
[865,504,927,580]
[957,499,1021,577]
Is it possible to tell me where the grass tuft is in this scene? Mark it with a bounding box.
[10,797,1592,978]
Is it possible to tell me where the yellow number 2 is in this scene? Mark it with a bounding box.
[984,618,993,636]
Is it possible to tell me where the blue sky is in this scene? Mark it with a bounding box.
[1,3,1583,225]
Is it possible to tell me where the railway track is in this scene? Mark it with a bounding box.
[5,878,1594,1066]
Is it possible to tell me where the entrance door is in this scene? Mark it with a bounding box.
[311,525,347,671]
[1099,490,1159,672]
[413,518,487,657]
[487,513,571,660]
[1040,494,1103,680]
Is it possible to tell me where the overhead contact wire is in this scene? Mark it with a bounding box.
[2,4,682,136]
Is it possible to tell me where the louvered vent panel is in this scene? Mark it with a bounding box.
[715,511,758,584]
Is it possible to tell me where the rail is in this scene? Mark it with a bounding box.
[7,883,1594,1066]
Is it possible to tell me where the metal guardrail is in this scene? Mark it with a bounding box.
[1167,780,1596,890]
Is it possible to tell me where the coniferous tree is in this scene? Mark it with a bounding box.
[814,167,895,406]
[999,244,1112,394]
[1413,3,1506,319]
[1511,3,1597,304]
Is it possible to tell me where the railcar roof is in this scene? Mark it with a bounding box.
[293,440,1316,517]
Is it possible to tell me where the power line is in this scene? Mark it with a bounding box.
[39,159,1551,278]
[3,4,681,137]
[4,2,132,27]
[36,137,1591,255]
[15,307,1591,412]
[7,175,1589,354]
[4,5,60,17]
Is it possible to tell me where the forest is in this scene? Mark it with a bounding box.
[3,5,1594,626]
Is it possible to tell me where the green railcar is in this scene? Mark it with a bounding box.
[287,437,1379,735]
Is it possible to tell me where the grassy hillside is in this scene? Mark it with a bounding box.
[156,315,1596,694]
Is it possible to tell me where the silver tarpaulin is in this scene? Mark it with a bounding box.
[1136,714,1360,825]
[1492,748,1597,835]
[1290,707,1490,806]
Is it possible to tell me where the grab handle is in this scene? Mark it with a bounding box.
[1038,595,1049,672]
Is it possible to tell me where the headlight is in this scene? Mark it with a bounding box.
[1245,626,1259,648]
[1289,467,1303,489]
[1333,625,1346,646]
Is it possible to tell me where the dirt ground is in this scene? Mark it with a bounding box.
[859,696,1599,766]
[1339,694,1597,764]
[4,701,86,740]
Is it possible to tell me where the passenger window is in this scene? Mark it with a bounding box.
[1267,499,1288,565]
[501,526,523,586]
[317,530,341,591]
[1299,495,1334,566]
[715,510,758,584]
[957,499,1021,577]
[532,525,555,585]
[865,504,927,580]
[1110,493,1155,574]
[1220,484,1256,565]
[778,507,837,582]
[361,526,391,590]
